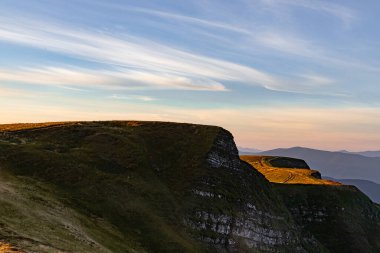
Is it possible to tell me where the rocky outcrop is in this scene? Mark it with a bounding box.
[185,130,325,252]
[267,157,310,169]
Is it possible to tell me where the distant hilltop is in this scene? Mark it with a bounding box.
[257,146,380,203]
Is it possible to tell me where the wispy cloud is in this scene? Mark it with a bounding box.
[0,16,286,91]
[110,69,228,91]
[0,67,113,87]
[0,66,227,91]
[99,4,251,35]
[254,31,317,57]
[0,3,369,96]
[261,0,356,27]
[112,4,365,74]
[252,31,380,73]
[297,74,334,86]
[109,94,156,102]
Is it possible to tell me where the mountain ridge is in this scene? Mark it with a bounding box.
[0,121,379,252]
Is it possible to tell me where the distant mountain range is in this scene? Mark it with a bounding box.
[339,150,380,158]
[238,147,262,154]
[238,146,380,158]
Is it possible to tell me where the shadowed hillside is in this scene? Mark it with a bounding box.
[274,184,380,253]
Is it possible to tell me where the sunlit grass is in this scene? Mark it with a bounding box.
[241,155,341,185]
[0,242,25,253]
[0,122,73,131]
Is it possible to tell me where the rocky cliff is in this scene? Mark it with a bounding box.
[184,130,323,252]
[241,155,380,253]
[0,121,379,252]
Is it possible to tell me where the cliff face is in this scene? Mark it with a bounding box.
[0,121,379,253]
[184,130,324,252]
[241,155,380,253]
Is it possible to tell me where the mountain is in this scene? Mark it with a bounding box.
[260,147,380,184]
[0,122,379,253]
[340,150,380,158]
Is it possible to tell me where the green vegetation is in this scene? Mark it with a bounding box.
[0,121,221,252]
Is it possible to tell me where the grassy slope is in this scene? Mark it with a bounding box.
[0,122,70,132]
[0,171,130,253]
[0,121,221,252]
[241,155,340,185]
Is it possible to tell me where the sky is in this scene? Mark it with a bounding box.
[1,0,380,151]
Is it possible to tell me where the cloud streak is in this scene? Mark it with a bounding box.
[104,3,372,75]
[100,4,251,35]
[0,14,349,94]
[261,0,356,27]
[0,16,283,91]
[0,66,227,91]
[109,94,156,102]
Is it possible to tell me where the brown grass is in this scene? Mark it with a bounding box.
[241,155,341,185]
[0,122,73,132]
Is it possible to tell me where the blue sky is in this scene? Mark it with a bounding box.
[1,0,380,151]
